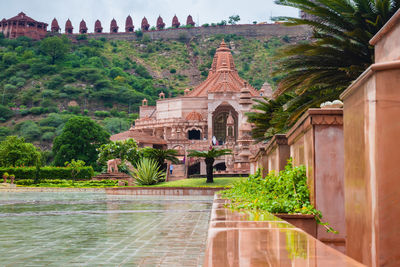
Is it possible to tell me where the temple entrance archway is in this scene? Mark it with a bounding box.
[214,162,226,171]
[212,104,238,145]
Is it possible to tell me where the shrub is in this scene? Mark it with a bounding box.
[131,158,165,185]
[221,159,337,233]
[0,105,14,121]
[0,166,94,180]
[170,68,177,74]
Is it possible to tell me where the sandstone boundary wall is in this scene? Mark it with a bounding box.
[69,24,310,41]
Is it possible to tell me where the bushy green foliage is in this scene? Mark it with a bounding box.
[15,179,117,187]
[0,136,41,167]
[0,105,13,121]
[222,161,312,213]
[222,160,337,233]
[132,158,165,185]
[97,139,141,167]
[187,148,232,183]
[142,147,179,171]
[53,116,110,169]
[0,166,93,180]
[102,117,130,134]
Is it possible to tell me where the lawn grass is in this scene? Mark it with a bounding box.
[148,177,246,188]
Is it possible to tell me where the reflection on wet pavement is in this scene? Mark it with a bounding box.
[0,192,213,266]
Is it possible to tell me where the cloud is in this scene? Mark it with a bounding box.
[0,0,299,33]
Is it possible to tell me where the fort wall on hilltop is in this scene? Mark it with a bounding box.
[73,24,310,41]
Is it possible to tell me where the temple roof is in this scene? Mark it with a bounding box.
[8,12,36,23]
[110,129,167,144]
[5,12,47,26]
[172,15,180,28]
[186,15,195,26]
[65,19,73,29]
[95,20,102,30]
[126,15,133,27]
[188,41,259,97]
[51,18,60,30]
[186,111,203,121]
[79,20,88,30]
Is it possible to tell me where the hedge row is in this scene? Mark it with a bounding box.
[0,166,94,180]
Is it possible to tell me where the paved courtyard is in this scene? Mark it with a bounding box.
[0,192,213,266]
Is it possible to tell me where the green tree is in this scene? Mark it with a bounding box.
[0,105,13,121]
[53,116,110,169]
[102,117,130,135]
[40,36,70,64]
[97,139,141,167]
[142,147,179,171]
[228,15,241,25]
[187,148,232,183]
[0,136,41,167]
[65,159,86,180]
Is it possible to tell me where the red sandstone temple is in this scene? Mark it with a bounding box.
[111,41,268,176]
[0,12,48,40]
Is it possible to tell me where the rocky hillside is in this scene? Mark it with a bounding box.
[0,32,297,149]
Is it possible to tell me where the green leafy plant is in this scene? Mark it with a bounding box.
[141,147,179,171]
[187,148,232,183]
[131,158,165,185]
[2,172,9,183]
[222,159,337,233]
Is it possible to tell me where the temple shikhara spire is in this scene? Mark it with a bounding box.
[188,40,259,97]
[186,15,195,26]
[51,18,60,33]
[141,17,150,31]
[125,15,134,32]
[110,18,118,33]
[79,19,88,34]
[94,20,103,33]
[156,16,165,30]
[65,19,73,34]
[172,15,180,28]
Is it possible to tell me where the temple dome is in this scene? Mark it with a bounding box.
[95,20,103,33]
[51,18,60,32]
[157,16,165,29]
[110,18,118,33]
[186,15,195,26]
[188,40,259,97]
[186,111,203,121]
[172,15,180,28]
[79,19,88,34]
[141,17,150,31]
[125,15,134,32]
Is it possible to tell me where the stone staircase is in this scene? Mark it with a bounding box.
[168,164,186,181]
[92,172,134,186]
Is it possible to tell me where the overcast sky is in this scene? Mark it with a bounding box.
[0,0,299,33]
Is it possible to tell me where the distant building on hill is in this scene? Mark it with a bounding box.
[0,12,48,40]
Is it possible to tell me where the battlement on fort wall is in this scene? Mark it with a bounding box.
[69,24,310,41]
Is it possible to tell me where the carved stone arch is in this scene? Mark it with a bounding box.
[185,126,202,133]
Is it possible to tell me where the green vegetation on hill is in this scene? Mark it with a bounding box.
[0,32,293,148]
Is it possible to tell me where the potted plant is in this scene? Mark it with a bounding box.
[2,172,9,183]
[9,174,15,184]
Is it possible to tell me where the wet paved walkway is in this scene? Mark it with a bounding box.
[0,192,213,266]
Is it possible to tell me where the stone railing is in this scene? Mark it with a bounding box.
[250,108,346,253]
[204,195,364,266]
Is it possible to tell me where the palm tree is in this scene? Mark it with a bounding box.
[247,0,399,142]
[142,148,179,171]
[187,148,232,183]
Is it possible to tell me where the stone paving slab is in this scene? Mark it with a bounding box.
[0,192,213,266]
